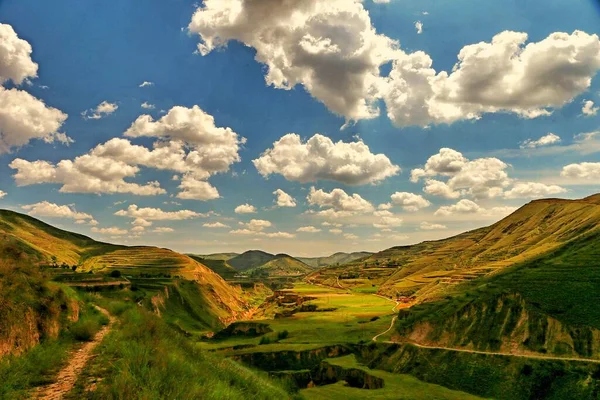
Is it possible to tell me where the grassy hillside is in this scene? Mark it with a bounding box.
[0,210,248,329]
[188,255,238,279]
[228,250,276,271]
[298,252,372,269]
[310,195,600,300]
[195,253,239,261]
[246,255,314,277]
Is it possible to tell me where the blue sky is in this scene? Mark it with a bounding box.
[0,0,599,256]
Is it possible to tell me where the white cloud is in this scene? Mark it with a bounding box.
[9,156,165,196]
[308,187,374,213]
[131,225,146,233]
[561,162,600,180]
[503,182,567,199]
[189,0,400,123]
[0,190,6,199]
[141,102,155,110]
[378,203,393,210]
[415,21,423,34]
[203,222,230,228]
[0,24,38,85]
[372,213,403,229]
[273,189,296,207]
[235,203,257,214]
[297,226,321,233]
[115,204,204,220]
[582,100,599,117]
[413,148,510,199]
[254,133,399,185]
[420,222,447,230]
[230,219,294,239]
[390,192,431,211]
[132,218,152,227]
[329,228,343,235]
[384,30,600,127]
[21,201,94,222]
[245,219,272,232]
[435,199,517,218]
[153,227,175,233]
[176,176,220,201]
[91,226,128,236]
[520,133,561,149]
[0,87,69,154]
[139,81,154,87]
[373,0,390,3]
[344,233,359,240]
[82,101,118,120]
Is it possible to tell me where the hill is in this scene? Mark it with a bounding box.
[310,195,600,301]
[228,250,277,271]
[298,252,373,268]
[246,254,314,277]
[194,253,239,261]
[188,255,238,279]
[0,209,247,328]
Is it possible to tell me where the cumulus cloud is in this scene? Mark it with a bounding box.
[384,30,600,127]
[0,24,38,85]
[115,204,204,220]
[153,227,175,233]
[235,203,257,214]
[520,133,561,149]
[91,226,128,236]
[231,219,294,238]
[141,102,155,110]
[390,192,430,211]
[273,189,296,207]
[420,222,447,230]
[297,226,321,233]
[203,222,230,228]
[10,105,239,198]
[435,199,517,218]
[0,87,69,154]
[329,228,343,235]
[82,101,118,120]
[344,233,359,240]
[21,201,94,223]
[139,81,154,87]
[255,134,399,185]
[0,190,6,199]
[503,182,567,199]
[561,162,600,179]
[189,0,401,123]
[413,148,510,199]
[9,157,165,196]
[308,187,374,213]
[582,100,599,117]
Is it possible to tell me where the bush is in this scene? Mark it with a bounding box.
[110,270,122,278]
[277,330,289,340]
[259,336,272,345]
[69,319,100,341]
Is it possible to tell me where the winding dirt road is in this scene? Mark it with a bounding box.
[34,306,115,399]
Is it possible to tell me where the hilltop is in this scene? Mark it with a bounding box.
[228,250,277,271]
[246,254,314,277]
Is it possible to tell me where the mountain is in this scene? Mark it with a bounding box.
[298,251,373,268]
[310,194,600,301]
[246,254,313,276]
[0,209,247,327]
[194,253,239,261]
[227,250,277,271]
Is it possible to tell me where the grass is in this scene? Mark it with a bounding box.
[69,305,295,400]
[301,354,484,400]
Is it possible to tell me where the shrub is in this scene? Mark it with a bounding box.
[277,330,289,340]
[110,270,122,278]
[259,336,271,345]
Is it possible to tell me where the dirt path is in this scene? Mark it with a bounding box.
[372,316,398,342]
[379,339,600,364]
[34,306,115,399]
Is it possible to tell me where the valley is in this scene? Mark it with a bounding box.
[1,194,600,399]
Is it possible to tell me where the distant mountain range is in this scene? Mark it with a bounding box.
[191,250,372,278]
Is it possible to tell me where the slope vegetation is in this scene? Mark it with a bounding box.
[298,252,372,269]
[0,210,247,328]
[228,250,277,271]
[311,195,600,301]
[247,254,313,277]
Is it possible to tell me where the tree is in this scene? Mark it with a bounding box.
[110,270,122,278]
[50,255,58,267]
[71,265,77,272]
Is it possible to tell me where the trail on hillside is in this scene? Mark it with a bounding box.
[378,339,600,364]
[372,316,398,342]
[34,306,115,400]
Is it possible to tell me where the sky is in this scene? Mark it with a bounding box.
[0,0,599,257]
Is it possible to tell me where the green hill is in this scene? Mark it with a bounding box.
[228,250,277,271]
[188,255,238,279]
[246,254,314,277]
[0,209,247,328]
[194,253,239,261]
[298,252,373,268]
[310,194,600,300]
